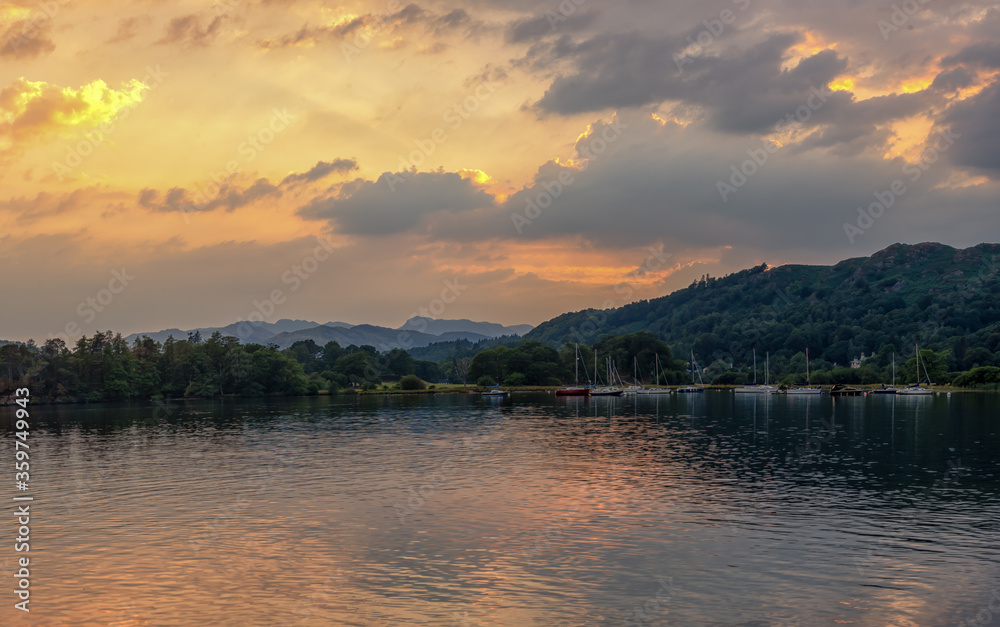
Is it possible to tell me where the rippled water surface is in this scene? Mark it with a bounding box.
[2,392,999,626]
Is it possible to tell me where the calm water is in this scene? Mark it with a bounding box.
[2,392,999,626]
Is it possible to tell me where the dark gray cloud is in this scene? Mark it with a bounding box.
[140,159,357,213]
[280,159,358,186]
[530,33,853,133]
[931,67,977,93]
[146,180,273,214]
[299,112,999,260]
[942,79,1000,173]
[942,41,1000,69]
[298,171,495,236]
[505,10,599,43]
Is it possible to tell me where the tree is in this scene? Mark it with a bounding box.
[399,375,426,390]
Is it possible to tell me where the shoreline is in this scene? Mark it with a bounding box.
[1,384,989,405]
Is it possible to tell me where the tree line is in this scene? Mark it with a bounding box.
[2,329,999,403]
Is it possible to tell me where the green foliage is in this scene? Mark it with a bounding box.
[525,243,1000,384]
[504,373,526,386]
[953,366,1000,389]
[477,375,497,387]
[399,374,426,390]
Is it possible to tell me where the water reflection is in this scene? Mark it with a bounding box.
[1,392,998,625]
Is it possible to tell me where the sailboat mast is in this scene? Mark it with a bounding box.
[806,347,811,385]
[575,343,579,385]
[753,348,757,385]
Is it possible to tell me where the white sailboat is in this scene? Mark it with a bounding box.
[590,352,624,396]
[897,344,934,395]
[872,352,898,395]
[677,350,705,393]
[786,347,822,395]
[622,356,643,394]
[636,353,673,395]
[734,349,777,394]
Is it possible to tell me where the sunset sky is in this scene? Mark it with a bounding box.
[2,0,999,342]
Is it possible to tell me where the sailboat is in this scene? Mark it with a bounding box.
[590,352,624,396]
[897,344,934,395]
[676,350,705,393]
[622,357,644,394]
[734,349,777,394]
[636,353,673,395]
[786,347,822,395]
[556,343,591,396]
[872,352,898,395]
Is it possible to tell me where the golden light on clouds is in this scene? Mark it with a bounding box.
[0,3,29,20]
[829,77,855,92]
[782,31,836,71]
[900,77,933,93]
[458,168,492,185]
[0,77,148,151]
[882,115,935,161]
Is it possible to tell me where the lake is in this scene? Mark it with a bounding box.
[2,392,999,626]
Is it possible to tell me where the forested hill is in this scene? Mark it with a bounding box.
[525,243,1000,371]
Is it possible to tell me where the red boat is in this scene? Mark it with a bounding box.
[556,344,591,396]
[555,387,590,396]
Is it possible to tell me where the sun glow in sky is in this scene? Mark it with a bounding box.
[2,0,999,341]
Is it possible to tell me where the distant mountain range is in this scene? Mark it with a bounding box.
[125,317,533,351]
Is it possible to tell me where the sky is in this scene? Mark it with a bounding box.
[1,0,999,343]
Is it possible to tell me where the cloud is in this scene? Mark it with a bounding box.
[0,77,148,155]
[258,2,487,50]
[942,79,1000,174]
[0,16,55,59]
[140,179,281,214]
[942,41,1000,70]
[139,159,357,214]
[298,170,495,235]
[530,32,847,130]
[281,159,358,186]
[106,16,151,45]
[157,13,228,47]
[505,10,599,43]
